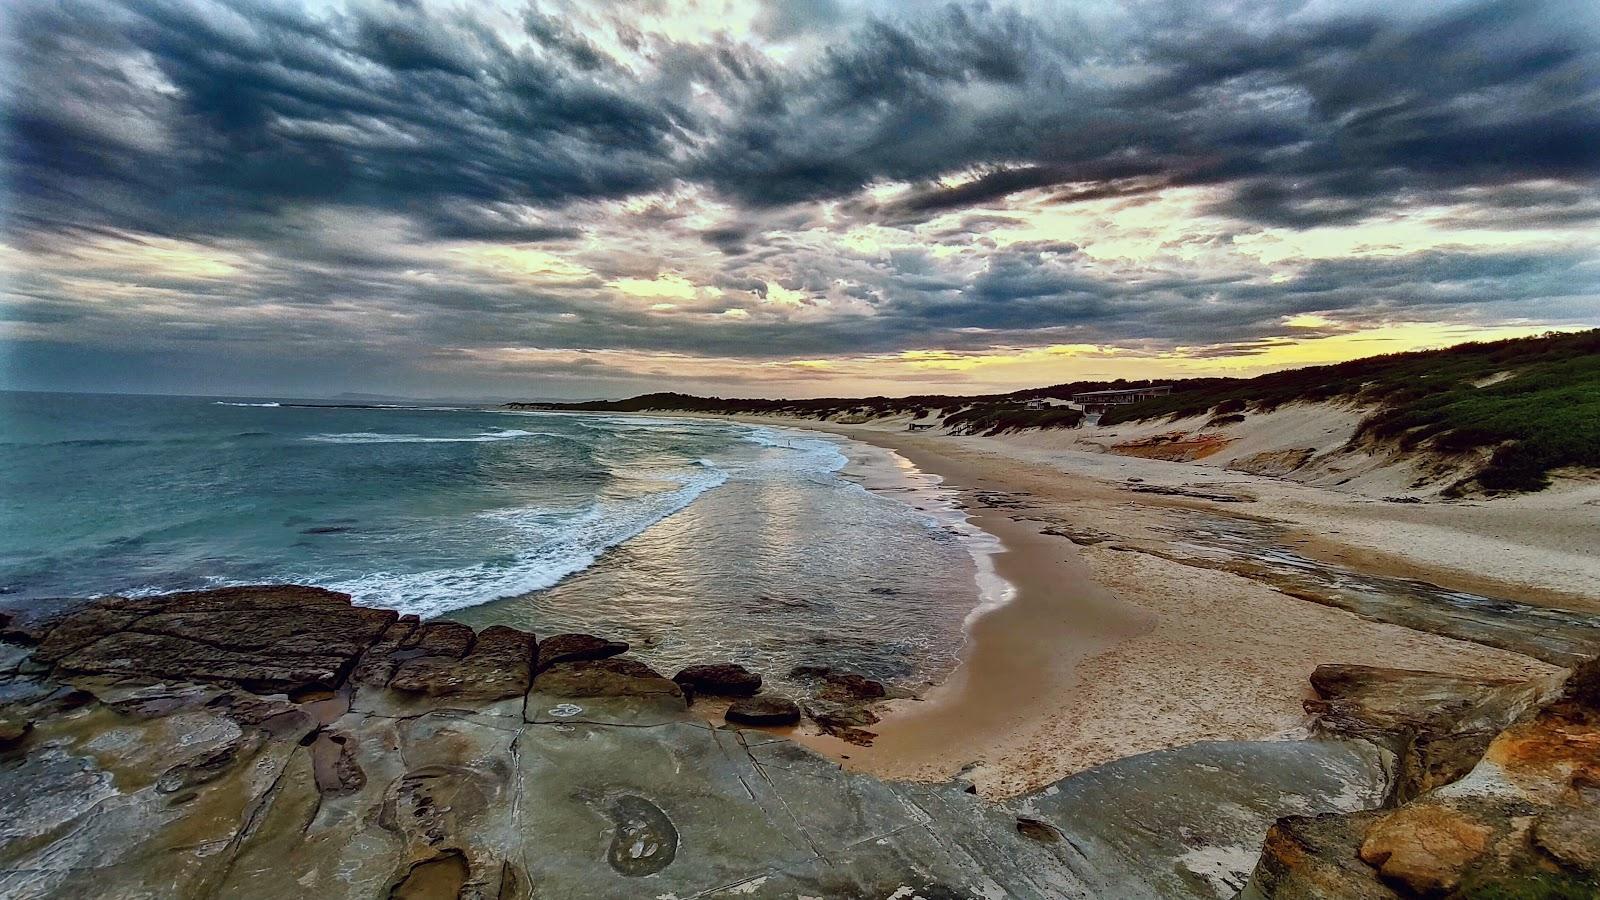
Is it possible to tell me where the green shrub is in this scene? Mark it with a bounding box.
[943,405,1085,436]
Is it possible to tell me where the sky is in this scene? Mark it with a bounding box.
[1,0,1597,400]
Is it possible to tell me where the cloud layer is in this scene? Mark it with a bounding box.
[3,0,1597,397]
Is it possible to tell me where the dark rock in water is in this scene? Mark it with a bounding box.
[401,621,475,658]
[533,657,683,701]
[820,672,887,703]
[805,703,880,729]
[725,695,801,726]
[673,663,761,698]
[788,665,888,702]
[389,625,535,700]
[537,633,627,670]
[826,724,879,746]
[43,586,396,693]
[301,525,353,535]
[805,701,881,744]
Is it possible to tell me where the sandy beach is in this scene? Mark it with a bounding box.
[705,415,1573,798]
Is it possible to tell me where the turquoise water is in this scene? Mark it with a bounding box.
[0,391,985,685]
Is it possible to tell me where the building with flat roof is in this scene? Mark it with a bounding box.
[1071,385,1173,406]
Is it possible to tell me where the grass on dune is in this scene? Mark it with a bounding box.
[1101,329,1600,493]
[942,404,1085,436]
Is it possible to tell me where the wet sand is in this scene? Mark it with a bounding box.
[793,442,1153,786]
[723,417,1559,798]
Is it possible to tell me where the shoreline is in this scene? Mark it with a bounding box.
[685,414,1562,797]
[787,427,1155,788]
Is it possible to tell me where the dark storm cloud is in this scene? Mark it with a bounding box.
[3,0,685,243]
[695,0,1600,226]
[3,0,1597,396]
[9,0,1598,242]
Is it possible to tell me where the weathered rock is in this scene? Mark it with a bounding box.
[1244,812,1401,900]
[532,656,683,701]
[789,665,887,702]
[307,729,366,795]
[390,851,469,899]
[0,716,31,748]
[1358,802,1492,895]
[350,615,419,687]
[1021,738,1391,900]
[43,586,397,693]
[604,794,678,876]
[1533,796,1600,873]
[208,691,314,738]
[725,694,802,726]
[13,585,1589,900]
[390,625,535,700]
[673,662,762,698]
[537,632,627,669]
[804,700,881,745]
[401,620,475,657]
[1227,448,1316,477]
[1306,663,1555,800]
[1247,658,1600,899]
[157,730,266,795]
[31,604,144,663]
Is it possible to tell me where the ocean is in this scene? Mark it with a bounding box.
[0,391,995,689]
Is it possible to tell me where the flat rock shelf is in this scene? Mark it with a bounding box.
[0,586,1594,899]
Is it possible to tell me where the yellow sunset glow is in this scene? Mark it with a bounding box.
[610,274,699,300]
[452,245,592,281]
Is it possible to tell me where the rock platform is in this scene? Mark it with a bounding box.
[1,586,1594,899]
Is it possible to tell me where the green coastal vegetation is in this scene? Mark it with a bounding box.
[1097,329,1600,493]
[513,329,1600,494]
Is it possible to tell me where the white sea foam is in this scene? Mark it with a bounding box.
[214,401,281,407]
[753,424,1016,636]
[733,425,850,476]
[328,422,852,616]
[325,415,987,621]
[304,428,543,444]
[330,463,729,617]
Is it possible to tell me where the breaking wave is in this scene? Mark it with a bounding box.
[304,428,544,444]
[328,463,729,617]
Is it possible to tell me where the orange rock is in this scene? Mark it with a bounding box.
[1359,803,1492,896]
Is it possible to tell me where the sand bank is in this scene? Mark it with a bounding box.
[715,417,1565,798]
